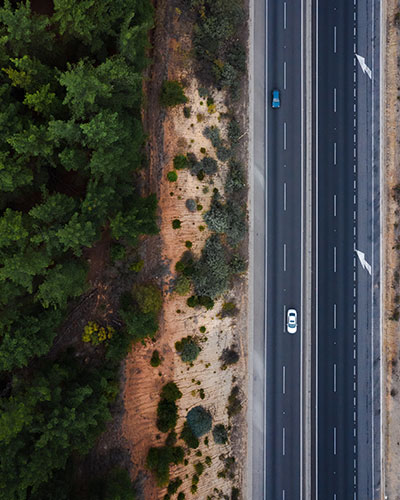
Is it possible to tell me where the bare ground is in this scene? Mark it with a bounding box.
[383,1,400,498]
[120,1,249,498]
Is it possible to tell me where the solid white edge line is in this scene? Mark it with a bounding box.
[316,0,319,495]
[300,0,304,495]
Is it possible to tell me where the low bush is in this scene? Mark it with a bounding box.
[225,159,246,194]
[167,171,178,182]
[185,199,197,212]
[228,118,241,145]
[220,301,238,318]
[183,106,191,118]
[167,477,183,495]
[146,446,184,486]
[227,386,242,418]
[194,462,204,476]
[161,382,182,402]
[220,347,240,367]
[160,80,188,107]
[231,487,240,500]
[174,275,191,296]
[150,350,162,367]
[229,253,247,274]
[172,219,181,229]
[165,431,177,447]
[185,240,193,248]
[212,424,228,444]
[203,196,246,247]
[187,406,212,437]
[177,493,185,500]
[132,283,163,315]
[216,146,231,162]
[157,399,178,433]
[173,154,189,170]
[180,421,200,448]
[203,126,222,148]
[175,336,200,363]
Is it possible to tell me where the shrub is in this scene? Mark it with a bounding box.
[200,156,218,175]
[161,382,182,402]
[197,204,203,211]
[192,474,199,485]
[194,462,204,476]
[212,424,228,444]
[203,197,246,247]
[191,485,197,494]
[187,295,199,308]
[198,296,214,310]
[167,477,183,495]
[180,421,199,448]
[203,126,222,148]
[172,219,181,229]
[130,259,144,272]
[229,254,247,274]
[225,159,246,194]
[157,399,178,433]
[175,336,200,363]
[183,106,191,118]
[165,431,177,447]
[110,242,126,263]
[198,87,209,98]
[227,386,242,417]
[160,80,188,107]
[231,487,240,500]
[199,326,206,333]
[187,406,212,437]
[221,301,238,318]
[216,146,231,162]
[150,350,162,367]
[167,171,178,182]
[173,154,189,170]
[185,240,193,248]
[185,199,197,212]
[177,493,185,500]
[146,446,184,486]
[82,321,114,345]
[132,284,163,314]
[228,118,241,145]
[175,275,191,296]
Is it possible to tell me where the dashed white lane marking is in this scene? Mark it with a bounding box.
[333,26,337,53]
[283,243,287,271]
[333,87,337,112]
[333,194,337,216]
[283,61,287,90]
[283,122,287,150]
[333,246,337,272]
[283,365,286,394]
[283,182,287,211]
[283,2,287,29]
[333,303,337,329]
[333,142,337,165]
[283,305,286,332]
[333,363,337,392]
[282,427,286,455]
[333,427,337,455]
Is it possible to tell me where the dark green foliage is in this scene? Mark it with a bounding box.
[225,159,246,194]
[157,399,178,433]
[199,326,206,333]
[220,301,239,318]
[191,0,246,97]
[167,171,178,182]
[150,350,162,367]
[165,431,177,447]
[183,106,191,118]
[231,487,240,500]
[189,155,218,177]
[175,336,200,363]
[111,241,127,263]
[161,382,182,402]
[220,347,240,367]
[103,467,136,500]
[191,485,198,494]
[187,295,199,307]
[173,154,189,170]
[177,493,185,500]
[132,283,163,314]
[228,118,241,145]
[167,477,183,495]
[180,421,199,449]
[160,80,188,107]
[185,240,193,248]
[172,219,182,229]
[194,462,205,476]
[203,126,222,148]
[216,146,231,162]
[187,406,212,438]
[191,235,231,298]
[204,195,246,247]
[229,253,247,274]
[227,386,242,417]
[212,424,228,444]
[146,446,184,486]
[174,275,191,296]
[186,199,197,212]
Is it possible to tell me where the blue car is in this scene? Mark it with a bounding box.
[272,89,280,109]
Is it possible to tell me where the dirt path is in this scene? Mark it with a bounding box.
[383,1,400,498]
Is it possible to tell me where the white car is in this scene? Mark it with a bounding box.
[287,309,298,334]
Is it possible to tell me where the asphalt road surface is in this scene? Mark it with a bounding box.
[265,0,303,498]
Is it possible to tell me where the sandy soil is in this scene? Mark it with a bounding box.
[383,1,400,498]
[120,2,248,499]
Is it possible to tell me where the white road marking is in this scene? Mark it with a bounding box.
[282,427,286,455]
[333,87,337,112]
[283,61,287,90]
[333,246,337,273]
[283,2,287,29]
[333,303,337,329]
[283,182,287,211]
[355,53,372,79]
[333,427,337,455]
[333,363,337,392]
[283,122,287,150]
[283,365,286,394]
[283,243,287,271]
[333,26,337,53]
[355,249,372,275]
[333,142,337,165]
[333,194,337,216]
[283,305,286,332]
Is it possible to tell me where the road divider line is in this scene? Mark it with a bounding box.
[333,363,337,392]
[333,142,337,165]
[333,303,337,329]
[333,87,337,112]
[333,427,337,455]
[283,122,287,150]
[283,182,287,211]
[283,305,286,332]
[333,194,337,216]
[282,427,286,455]
[283,243,287,271]
[333,246,337,273]
[333,26,337,53]
[283,365,286,394]
[283,61,287,90]
[283,2,287,29]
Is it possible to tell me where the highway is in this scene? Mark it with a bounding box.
[250,0,381,498]
[265,0,303,499]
